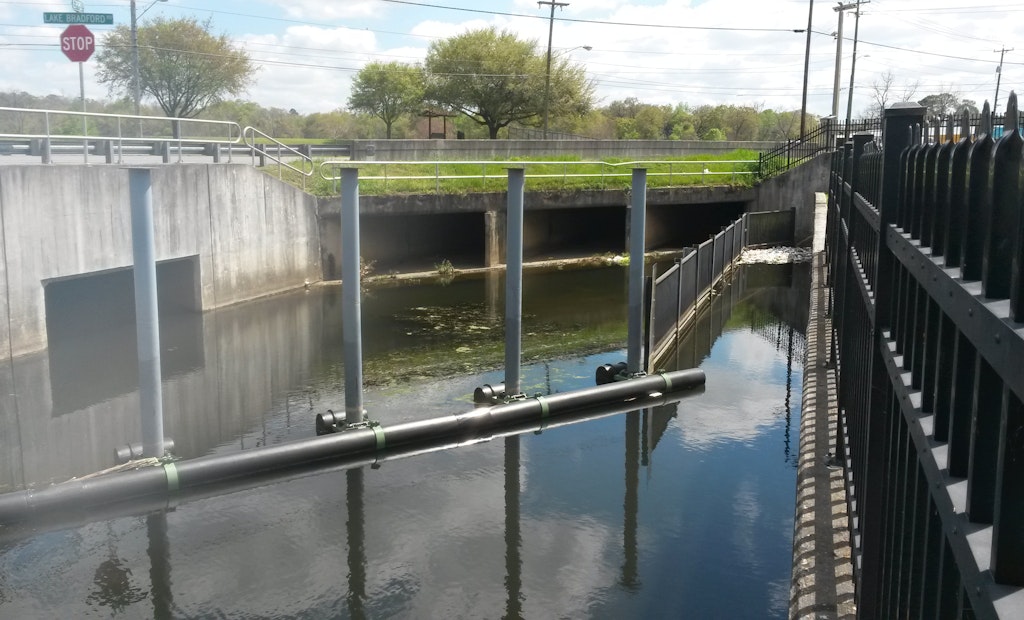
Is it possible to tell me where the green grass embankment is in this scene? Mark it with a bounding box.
[262,150,760,197]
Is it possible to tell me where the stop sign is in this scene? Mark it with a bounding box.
[60,24,94,62]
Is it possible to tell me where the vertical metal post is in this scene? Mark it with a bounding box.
[129,168,164,458]
[506,168,525,394]
[79,62,87,163]
[628,168,647,373]
[341,168,364,424]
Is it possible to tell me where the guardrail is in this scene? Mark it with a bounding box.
[0,106,242,164]
[316,159,758,193]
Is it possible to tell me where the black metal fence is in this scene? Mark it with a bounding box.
[647,210,795,365]
[759,118,883,179]
[828,95,1024,619]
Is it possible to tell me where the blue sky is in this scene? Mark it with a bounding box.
[2,0,1023,117]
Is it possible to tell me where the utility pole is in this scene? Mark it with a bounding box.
[799,0,814,139]
[833,2,857,119]
[539,1,569,139]
[994,46,1013,115]
[844,0,865,139]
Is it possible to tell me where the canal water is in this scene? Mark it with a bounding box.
[0,262,808,618]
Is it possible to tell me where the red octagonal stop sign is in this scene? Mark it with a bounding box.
[60,24,95,63]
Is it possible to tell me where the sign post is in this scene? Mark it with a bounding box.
[60,24,95,163]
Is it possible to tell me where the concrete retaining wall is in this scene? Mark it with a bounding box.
[0,164,320,357]
[755,153,831,246]
[349,139,777,161]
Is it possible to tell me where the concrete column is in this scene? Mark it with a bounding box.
[505,168,525,394]
[484,209,506,268]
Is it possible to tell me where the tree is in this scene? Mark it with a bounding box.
[424,27,594,139]
[918,92,979,119]
[867,70,919,118]
[96,17,256,125]
[348,61,424,139]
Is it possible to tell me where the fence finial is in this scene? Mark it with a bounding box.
[959,108,971,141]
[981,101,993,136]
[934,120,941,144]
[1006,92,1019,133]
[945,114,955,143]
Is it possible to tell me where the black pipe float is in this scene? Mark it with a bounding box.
[0,385,704,542]
[0,368,704,526]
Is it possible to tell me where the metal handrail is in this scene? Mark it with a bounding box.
[242,126,314,187]
[317,159,757,190]
[0,106,242,164]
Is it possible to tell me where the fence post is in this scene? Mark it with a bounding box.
[506,168,525,394]
[858,101,926,618]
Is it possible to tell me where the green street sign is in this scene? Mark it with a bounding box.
[44,12,114,25]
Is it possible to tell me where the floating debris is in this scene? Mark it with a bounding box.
[737,247,812,265]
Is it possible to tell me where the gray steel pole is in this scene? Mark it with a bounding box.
[341,168,365,424]
[627,168,647,373]
[832,6,847,119]
[505,168,525,394]
[129,168,165,458]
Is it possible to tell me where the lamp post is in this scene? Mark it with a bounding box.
[131,0,167,119]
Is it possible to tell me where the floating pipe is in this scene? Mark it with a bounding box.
[0,369,703,526]
[0,382,704,539]
[473,383,506,404]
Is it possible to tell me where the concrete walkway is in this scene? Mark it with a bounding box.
[789,193,857,619]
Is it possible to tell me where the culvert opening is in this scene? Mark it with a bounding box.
[44,256,204,416]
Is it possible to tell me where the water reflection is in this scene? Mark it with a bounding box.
[0,263,809,618]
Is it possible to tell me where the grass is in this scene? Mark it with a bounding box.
[263,150,761,197]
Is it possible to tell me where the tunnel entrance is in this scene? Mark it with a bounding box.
[524,206,625,260]
[360,212,485,273]
[44,256,204,416]
[647,202,748,251]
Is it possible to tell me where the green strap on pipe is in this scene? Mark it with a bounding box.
[372,425,386,450]
[660,372,672,391]
[164,462,179,492]
[537,395,550,419]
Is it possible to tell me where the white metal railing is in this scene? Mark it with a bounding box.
[242,126,314,188]
[0,106,242,164]
[317,159,757,192]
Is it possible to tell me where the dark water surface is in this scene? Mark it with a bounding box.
[0,263,808,618]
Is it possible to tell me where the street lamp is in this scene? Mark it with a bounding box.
[131,0,167,119]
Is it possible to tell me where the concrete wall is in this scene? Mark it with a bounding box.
[754,153,831,245]
[0,164,321,357]
[349,139,777,161]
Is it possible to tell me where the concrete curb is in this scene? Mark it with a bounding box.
[789,196,856,619]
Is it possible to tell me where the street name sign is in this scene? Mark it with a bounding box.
[45,12,114,25]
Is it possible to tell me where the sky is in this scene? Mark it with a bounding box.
[1,0,1023,119]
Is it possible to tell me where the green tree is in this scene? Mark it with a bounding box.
[348,61,424,139]
[918,92,979,119]
[96,17,255,124]
[424,27,594,138]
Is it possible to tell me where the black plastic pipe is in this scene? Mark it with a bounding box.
[0,382,705,539]
[0,368,704,526]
